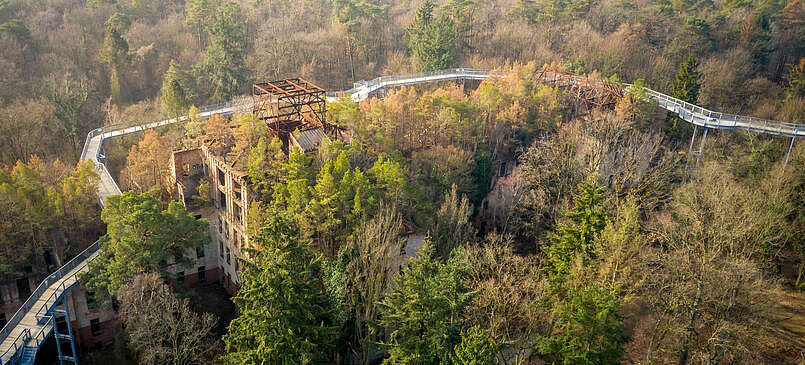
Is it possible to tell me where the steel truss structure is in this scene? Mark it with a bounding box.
[252,78,341,140]
[536,67,624,109]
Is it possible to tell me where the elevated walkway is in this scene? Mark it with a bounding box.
[0,242,101,364]
[0,67,801,364]
[335,68,804,138]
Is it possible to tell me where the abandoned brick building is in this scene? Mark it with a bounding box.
[169,78,340,293]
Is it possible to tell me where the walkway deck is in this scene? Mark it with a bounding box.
[0,244,101,364]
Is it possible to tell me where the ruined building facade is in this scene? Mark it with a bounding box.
[170,145,255,294]
[166,77,338,293]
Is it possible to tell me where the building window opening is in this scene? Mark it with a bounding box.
[233,181,242,201]
[43,250,54,268]
[219,240,223,258]
[226,247,231,265]
[177,272,185,284]
[90,318,102,337]
[86,291,96,307]
[16,278,30,299]
[198,266,206,282]
[196,247,205,258]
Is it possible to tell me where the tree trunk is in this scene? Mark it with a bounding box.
[679,279,703,365]
[347,34,356,84]
[647,312,672,365]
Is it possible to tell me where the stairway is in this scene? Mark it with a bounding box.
[19,347,37,365]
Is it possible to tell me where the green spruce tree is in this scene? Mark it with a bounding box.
[538,285,627,364]
[407,0,458,72]
[223,212,336,363]
[543,176,607,290]
[247,137,286,200]
[672,55,701,103]
[378,241,473,364]
[193,1,248,103]
[669,55,701,130]
[160,60,190,118]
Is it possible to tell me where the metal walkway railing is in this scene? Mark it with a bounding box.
[0,241,101,364]
[1,67,801,365]
[332,68,804,138]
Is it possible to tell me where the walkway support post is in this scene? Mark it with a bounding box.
[785,136,796,166]
[686,125,698,170]
[63,298,78,364]
[53,313,64,365]
[695,128,708,170]
[52,298,78,365]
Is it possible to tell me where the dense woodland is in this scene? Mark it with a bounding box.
[1,0,804,166]
[1,0,805,364]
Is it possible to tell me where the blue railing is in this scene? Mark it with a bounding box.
[0,329,30,363]
[0,240,102,362]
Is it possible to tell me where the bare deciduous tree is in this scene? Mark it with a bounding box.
[118,273,218,365]
[459,234,551,364]
[340,207,405,365]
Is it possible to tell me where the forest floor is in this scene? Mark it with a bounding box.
[771,289,805,362]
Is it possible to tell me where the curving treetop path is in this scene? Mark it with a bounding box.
[1,67,802,364]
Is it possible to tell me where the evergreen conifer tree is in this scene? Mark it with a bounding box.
[378,241,473,364]
[538,285,627,364]
[669,55,701,130]
[407,0,457,71]
[223,212,336,363]
[543,176,607,290]
[672,55,701,104]
[450,326,498,365]
[161,61,190,118]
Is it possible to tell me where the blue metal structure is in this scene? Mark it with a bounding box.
[0,239,100,364]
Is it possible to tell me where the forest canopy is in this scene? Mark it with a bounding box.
[0,0,803,364]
